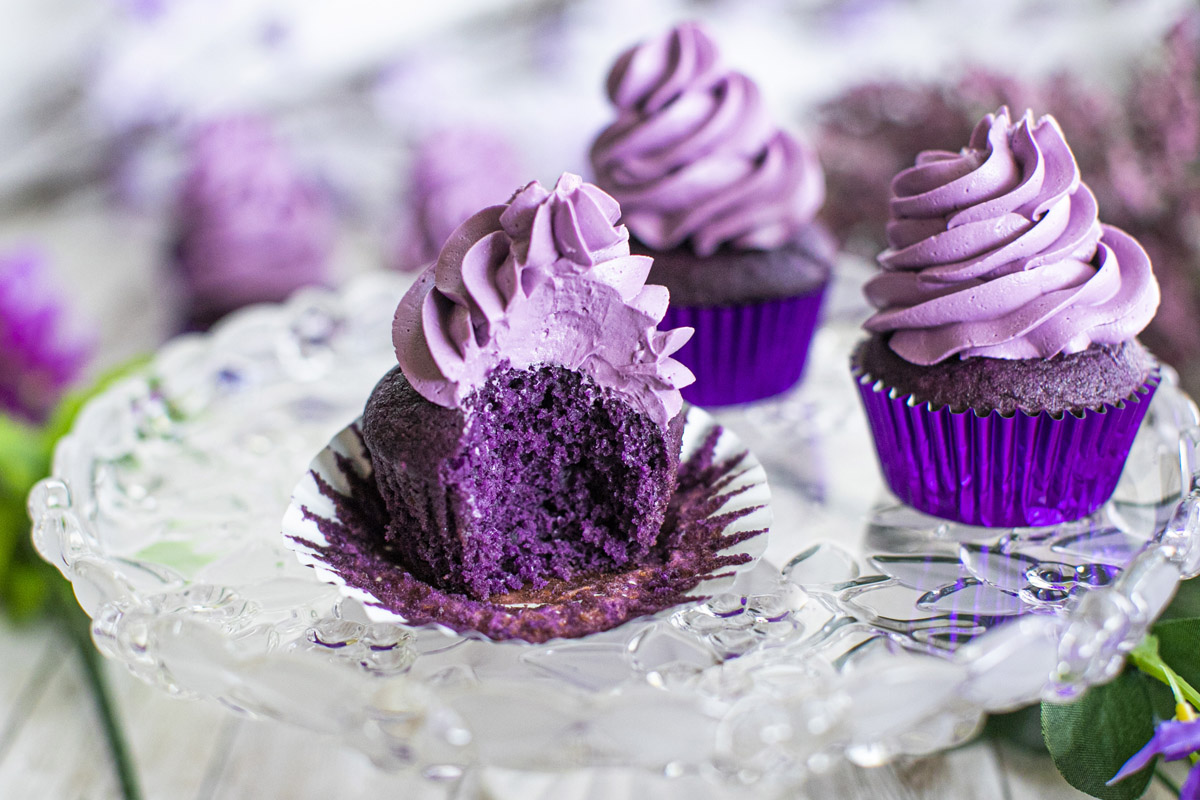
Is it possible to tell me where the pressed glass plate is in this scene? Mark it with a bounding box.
[29,270,1200,787]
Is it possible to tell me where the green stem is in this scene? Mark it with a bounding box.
[1154,766,1182,797]
[56,590,142,800]
[1129,637,1200,710]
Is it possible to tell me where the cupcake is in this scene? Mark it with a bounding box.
[391,127,524,272]
[852,107,1161,527]
[364,173,695,600]
[173,117,336,330]
[590,22,833,407]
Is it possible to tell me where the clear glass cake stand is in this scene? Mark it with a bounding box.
[29,269,1200,790]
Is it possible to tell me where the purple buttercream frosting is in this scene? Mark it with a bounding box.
[590,22,825,257]
[392,173,694,428]
[864,107,1160,364]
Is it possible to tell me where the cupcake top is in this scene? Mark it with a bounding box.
[590,22,825,257]
[863,107,1160,365]
[392,173,695,428]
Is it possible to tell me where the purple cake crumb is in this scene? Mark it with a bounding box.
[296,422,762,643]
[361,364,685,600]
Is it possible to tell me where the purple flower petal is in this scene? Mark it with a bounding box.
[1110,719,1200,785]
[1183,762,1200,800]
[0,249,93,423]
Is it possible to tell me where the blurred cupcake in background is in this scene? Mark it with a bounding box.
[172,116,336,329]
[0,249,93,423]
[591,21,835,407]
[391,127,524,272]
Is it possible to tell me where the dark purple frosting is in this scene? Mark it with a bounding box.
[590,22,825,257]
[864,107,1160,364]
[392,173,694,428]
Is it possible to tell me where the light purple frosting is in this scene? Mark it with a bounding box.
[590,22,825,258]
[864,107,1160,364]
[392,173,695,428]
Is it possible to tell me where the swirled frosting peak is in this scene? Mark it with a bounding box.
[590,22,825,257]
[864,107,1159,364]
[393,173,694,427]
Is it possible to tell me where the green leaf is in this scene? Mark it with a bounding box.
[1041,671,1158,799]
[984,704,1048,753]
[41,355,151,447]
[1160,577,1200,622]
[1152,618,1200,697]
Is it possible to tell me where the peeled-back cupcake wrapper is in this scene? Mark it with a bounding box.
[854,367,1160,527]
[663,282,828,407]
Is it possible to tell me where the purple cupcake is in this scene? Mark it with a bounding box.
[392,128,524,272]
[852,107,1162,527]
[173,117,336,329]
[363,173,695,600]
[590,22,834,407]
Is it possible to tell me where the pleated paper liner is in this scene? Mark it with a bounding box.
[853,364,1161,528]
[282,405,771,644]
[662,279,828,407]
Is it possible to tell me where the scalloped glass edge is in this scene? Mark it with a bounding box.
[24,271,1200,789]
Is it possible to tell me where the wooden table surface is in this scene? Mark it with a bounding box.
[0,192,1179,800]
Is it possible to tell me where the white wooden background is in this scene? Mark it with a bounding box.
[0,191,1182,800]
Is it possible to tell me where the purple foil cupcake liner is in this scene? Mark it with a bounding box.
[663,282,828,407]
[854,366,1160,527]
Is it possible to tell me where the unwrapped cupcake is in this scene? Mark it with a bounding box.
[852,107,1161,527]
[591,22,834,406]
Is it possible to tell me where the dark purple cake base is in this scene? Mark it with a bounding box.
[853,335,1158,416]
[362,365,685,600]
[638,224,835,307]
[852,338,1161,527]
[295,425,762,643]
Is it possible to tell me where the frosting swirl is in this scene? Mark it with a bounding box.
[590,22,824,257]
[393,173,694,427]
[864,107,1160,364]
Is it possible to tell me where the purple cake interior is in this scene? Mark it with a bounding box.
[298,421,760,643]
[362,364,684,600]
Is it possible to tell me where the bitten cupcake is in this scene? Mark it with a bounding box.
[852,107,1161,527]
[364,173,695,600]
[590,22,833,407]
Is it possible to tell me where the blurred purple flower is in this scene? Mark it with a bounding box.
[392,128,524,272]
[1108,718,1200,799]
[0,250,93,423]
[173,116,336,329]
